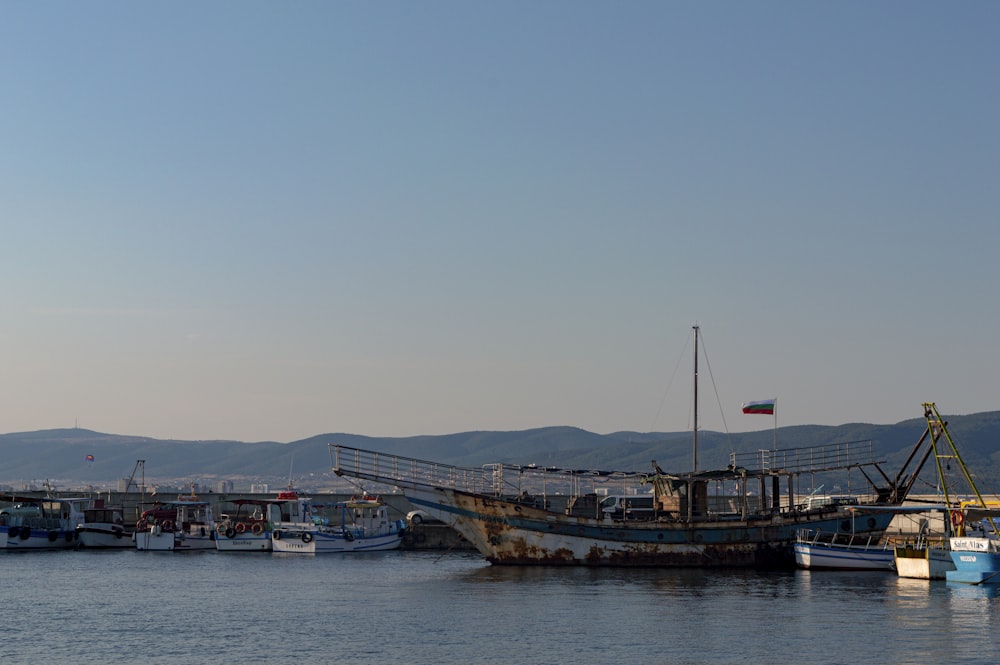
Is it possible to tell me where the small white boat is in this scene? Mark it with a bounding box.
[77,504,131,549]
[215,497,286,552]
[271,495,406,554]
[135,494,217,552]
[0,496,89,550]
[793,528,895,571]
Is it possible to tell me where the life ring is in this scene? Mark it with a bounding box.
[225,527,236,539]
[162,520,174,532]
[840,520,852,532]
[235,522,247,534]
[951,511,965,527]
[251,523,264,535]
[217,523,227,534]
[273,530,282,540]
[343,530,354,542]
[301,532,313,544]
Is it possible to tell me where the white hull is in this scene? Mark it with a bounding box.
[271,528,403,554]
[77,524,132,549]
[793,540,895,571]
[135,528,217,551]
[135,497,217,552]
[134,528,174,551]
[215,533,272,552]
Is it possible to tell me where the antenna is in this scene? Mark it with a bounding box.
[287,455,295,490]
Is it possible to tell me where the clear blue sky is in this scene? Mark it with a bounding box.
[2,2,997,443]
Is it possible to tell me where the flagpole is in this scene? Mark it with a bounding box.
[772,398,777,450]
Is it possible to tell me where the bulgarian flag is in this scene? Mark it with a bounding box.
[742,399,776,415]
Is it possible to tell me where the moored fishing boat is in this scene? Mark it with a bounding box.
[0,496,89,550]
[215,491,313,552]
[335,435,922,567]
[331,329,940,568]
[215,498,274,552]
[793,528,894,570]
[947,509,1000,585]
[271,495,406,554]
[79,460,145,549]
[135,494,217,551]
[76,503,131,549]
[904,402,1000,585]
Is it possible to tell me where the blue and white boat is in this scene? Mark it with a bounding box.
[946,533,1000,585]
[271,495,406,554]
[793,528,895,570]
[909,403,1000,585]
[946,511,1000,585]
[0,496,89,550]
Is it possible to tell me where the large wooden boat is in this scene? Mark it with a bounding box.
[331,328,937,568]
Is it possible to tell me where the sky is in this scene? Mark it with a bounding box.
[1,2,998,443]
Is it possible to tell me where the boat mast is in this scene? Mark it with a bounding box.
[692,325,699,473]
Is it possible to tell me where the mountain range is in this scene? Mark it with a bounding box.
[2,410,999,493]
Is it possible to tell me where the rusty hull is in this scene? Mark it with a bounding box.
[404,487,892,568]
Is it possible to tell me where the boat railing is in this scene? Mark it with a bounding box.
[796,528,889,551]
[730,439,881,475]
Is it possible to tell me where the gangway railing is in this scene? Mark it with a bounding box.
[330,445,518,496]
[729,439,881,476]
[332,439,887,501]
[330,444,652,498]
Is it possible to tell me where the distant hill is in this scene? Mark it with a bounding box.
[2,410,999,493]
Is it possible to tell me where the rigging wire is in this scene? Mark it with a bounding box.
[694,328,736,458]
[696,329,731,436]
[649,331,691,433]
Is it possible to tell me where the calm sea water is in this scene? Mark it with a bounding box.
[2,549,998,665]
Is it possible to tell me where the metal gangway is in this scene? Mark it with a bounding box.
[729,439,882,476]
[329,444,652,499]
